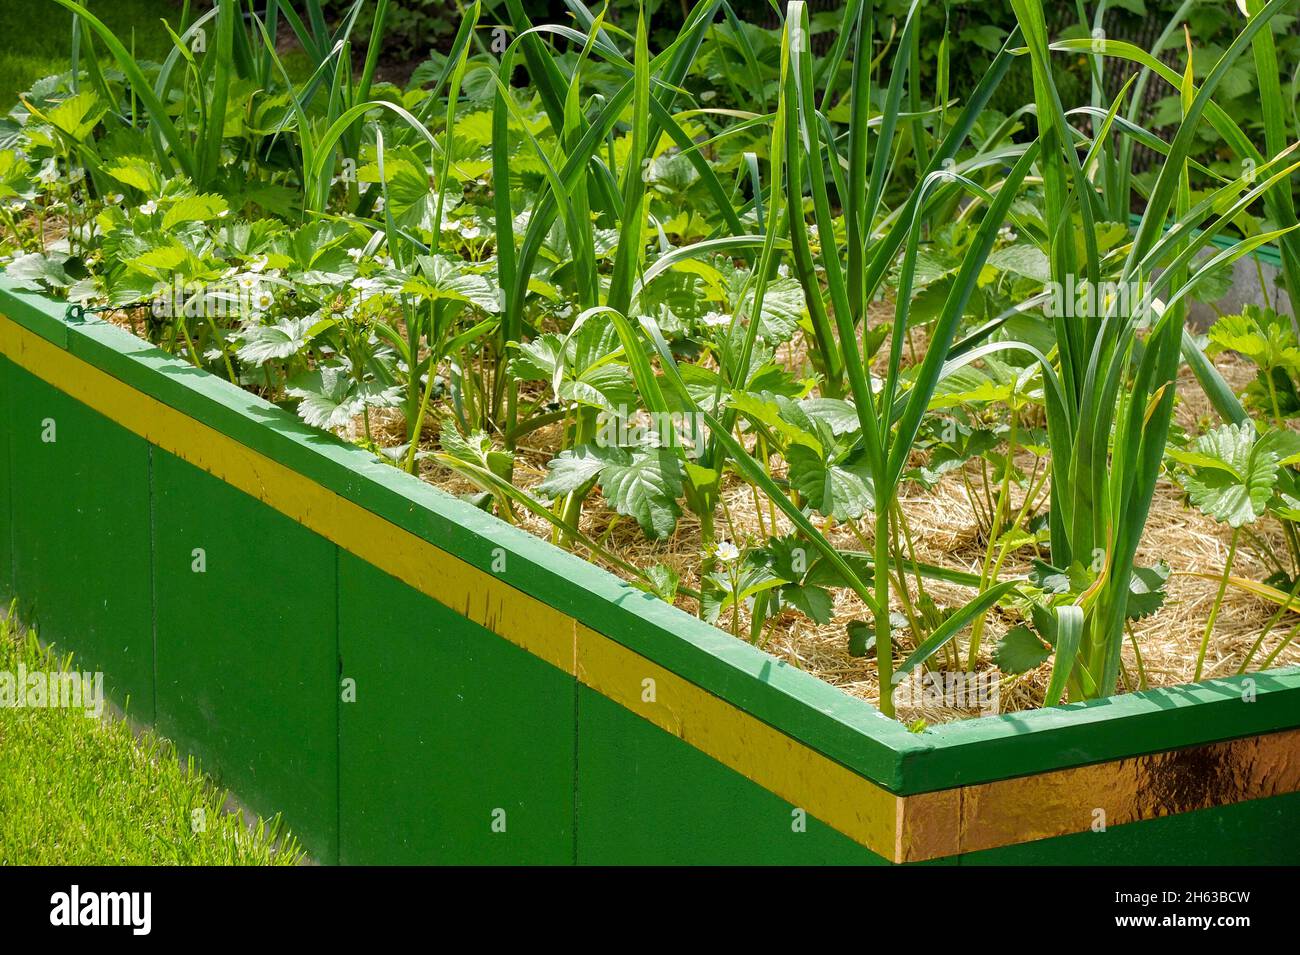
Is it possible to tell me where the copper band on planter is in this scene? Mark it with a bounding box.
[897,726,1300,861]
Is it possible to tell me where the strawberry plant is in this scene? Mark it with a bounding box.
[3,0,1300,722]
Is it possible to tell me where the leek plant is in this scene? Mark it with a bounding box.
[629,1,1038,715]
[487,0,765,543]
[55,0,415,215]
[1002,0,1300,702]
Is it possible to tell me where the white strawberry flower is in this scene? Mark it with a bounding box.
[139,199,158,215]
[37,159,59,185]
[700,310,731,327]
[715,540,741,562]
[252,288,275,313]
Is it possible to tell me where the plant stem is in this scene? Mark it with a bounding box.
[968,404,1018,669]
[874,502,895,718]
[1195,525,1241,681]
[896,504,931,611]
[1126,622,1148,691]
[1261,618,1300,669]
[888,502,925,647]
[1239,567,1300,672]
[557,406,597,545]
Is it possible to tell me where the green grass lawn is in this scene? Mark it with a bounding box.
[0,611,305,865]
[0,0,182,108]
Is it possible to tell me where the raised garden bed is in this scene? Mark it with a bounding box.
[4,277,1298,865]
[5,0,1300,866]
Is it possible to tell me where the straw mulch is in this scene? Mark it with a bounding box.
[385,348,1300,726]
[94,294,1299,725]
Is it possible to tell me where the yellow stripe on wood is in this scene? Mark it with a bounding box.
[0,317,578,675]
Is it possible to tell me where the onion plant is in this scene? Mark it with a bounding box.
[1000,0,1300,702]
[621,1,1038,715]
[56,0,399,205]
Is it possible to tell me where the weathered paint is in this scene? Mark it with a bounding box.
[960,791,1300,865]
[897,726,1300,861]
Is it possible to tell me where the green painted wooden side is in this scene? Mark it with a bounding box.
[0,356,11,601]
[5,281,1300,796]
[960,791,1300,865]
[0,284,925,788]
[0,282,1298,866]
[576,686,1300,864]
[574,686,899,865]
[5,363,153,717]
[337,553,575,864]
[901,668,1300,791]
[150,449,339,863]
